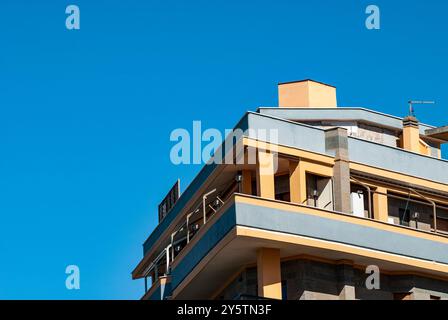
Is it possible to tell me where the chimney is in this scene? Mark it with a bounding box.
[278,79,337,108]
[402,116,420,153]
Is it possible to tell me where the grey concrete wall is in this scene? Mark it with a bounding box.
[217,259,448,300]
[295,120,400,147]
[246,112,328,155]
[257,107,435,134]
[348,137,448,184]
[215,267,257,300]
[357,122,398,147]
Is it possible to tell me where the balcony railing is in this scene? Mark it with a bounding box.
[142,186,233,295]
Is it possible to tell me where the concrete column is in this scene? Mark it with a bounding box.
[339,285,356,300]
[337,262,355,300]
[403,116,420,153]
[333,160,351,213]
[373,187,389,222]
[257,248,282,299]
[256,150,275,199]
[242,170,252,195]
[325,128,351,213]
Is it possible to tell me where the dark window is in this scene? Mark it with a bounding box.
[281,280,287,300]
[399,208,411,227]
[251,179,257,196]
[306,173,333,209]
[275,174,290,202]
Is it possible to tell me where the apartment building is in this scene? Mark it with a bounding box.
[132,79,448,300]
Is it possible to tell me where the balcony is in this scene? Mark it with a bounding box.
[139,192,448,299]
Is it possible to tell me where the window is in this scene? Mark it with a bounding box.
[350,184,372,218]
[281,280,288,300]
[399,208,411,227]
[306,173,333,210]
[275,174,290,202]
[437,213,448,233]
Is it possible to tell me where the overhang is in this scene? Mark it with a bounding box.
[426,126,448,142]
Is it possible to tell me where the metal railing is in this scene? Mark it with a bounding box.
[350,177,448,234]
[143,187,227,293]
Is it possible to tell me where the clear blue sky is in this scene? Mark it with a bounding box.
[0,0,447,299]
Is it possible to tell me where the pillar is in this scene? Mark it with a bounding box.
[256,150,275,199]
[337,263,355,300]
[289,160,302,204]
[257,248,282,299]
[325,127,351,213]
[373,187,389,222]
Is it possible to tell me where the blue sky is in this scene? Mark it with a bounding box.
[0,0,447,299]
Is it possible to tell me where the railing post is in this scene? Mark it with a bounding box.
[170,232,176,262]
[203,189,217,224]
[166,245,170,274]
[144,276,148,292]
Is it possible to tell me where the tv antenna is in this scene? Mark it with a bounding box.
[408,100,435,117]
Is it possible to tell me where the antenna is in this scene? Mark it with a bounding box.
[408,100,435,117]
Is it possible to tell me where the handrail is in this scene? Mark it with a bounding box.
[143,247,166,278]
[350,176,446,233]
[410,188,437,232]
[203,189,217,224]
[145,187,226,288]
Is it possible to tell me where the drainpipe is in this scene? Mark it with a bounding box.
[410,188,437,232]
[170,231,177,262]
[165,244,171,275]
